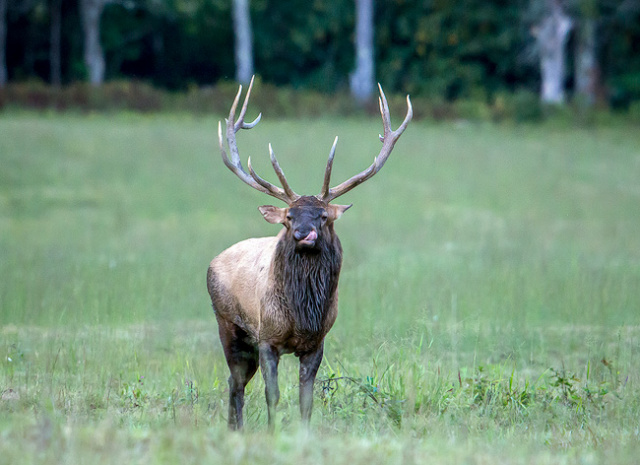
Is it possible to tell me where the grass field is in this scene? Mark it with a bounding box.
[1,109,640,464]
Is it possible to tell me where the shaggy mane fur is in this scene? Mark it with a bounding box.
[273,230,342,336]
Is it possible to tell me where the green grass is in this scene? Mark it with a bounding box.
[1,111,640,464]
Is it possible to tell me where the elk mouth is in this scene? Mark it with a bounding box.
[295,230,318,249]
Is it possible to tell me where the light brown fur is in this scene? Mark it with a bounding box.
[208,236,278,341]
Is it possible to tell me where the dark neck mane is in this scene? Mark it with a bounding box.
[274,232,342,335]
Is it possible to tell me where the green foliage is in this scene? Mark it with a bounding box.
[492,88,543,122]
[252,0,354,92]
[5,0,640,110]
[376,0,527,99]
[629,100,640,123]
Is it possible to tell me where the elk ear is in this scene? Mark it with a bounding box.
[327,204,352,221]
[258,205,287,224]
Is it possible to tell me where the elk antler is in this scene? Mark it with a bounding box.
[219,76,299,204]
[319,84,412,202]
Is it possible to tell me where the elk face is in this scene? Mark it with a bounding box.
[259,197,351,251]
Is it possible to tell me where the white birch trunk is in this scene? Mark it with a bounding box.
[232,0,253,85]
[536,1,572,104]
[350,0,374,103]
[0,0,7,87]
[80,0,107,86]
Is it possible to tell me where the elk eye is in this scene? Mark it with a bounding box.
[286,214,293,221]
[321,213,328,221]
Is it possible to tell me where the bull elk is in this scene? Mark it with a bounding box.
[207,77,412,430]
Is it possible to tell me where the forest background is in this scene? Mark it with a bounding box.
[2,0,640,120]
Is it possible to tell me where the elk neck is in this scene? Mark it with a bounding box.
[273,226,343,336]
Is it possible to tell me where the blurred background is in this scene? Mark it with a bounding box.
[1,0,640,120]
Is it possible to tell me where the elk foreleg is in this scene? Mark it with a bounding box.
[298,343,324,425]
[259,343,280,430]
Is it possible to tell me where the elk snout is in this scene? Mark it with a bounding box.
[294,228,318,248]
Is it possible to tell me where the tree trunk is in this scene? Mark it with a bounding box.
[0,0,7,87]
[232,0,253,85]
[575,18,599,107]
[350,0,374,103]
[536,0,572,104]
[80,0,107,86]
[50,0,62,87]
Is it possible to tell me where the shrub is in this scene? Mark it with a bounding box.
[454,99,492,121]
[2,80,637,126]
[628,100,640,123]
[512,89,543,123]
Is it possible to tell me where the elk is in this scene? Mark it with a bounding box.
[207,77,412,430]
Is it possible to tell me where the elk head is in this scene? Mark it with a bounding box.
[217,76,412,250]
[257,196,350,252]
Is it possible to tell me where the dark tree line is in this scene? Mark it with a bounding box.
[2,0,640,108]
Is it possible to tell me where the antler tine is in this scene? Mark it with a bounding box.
[235,75,262,131]
[218,77,294,204]
[219,120,251,183]
[247,156,287,198]
[321,85,412,202]
[320,136,339,199]
[378,83,392,140]
[396,94,413,135]
[269,144,299,201]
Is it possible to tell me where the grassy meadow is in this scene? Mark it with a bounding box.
[1,108,640,464]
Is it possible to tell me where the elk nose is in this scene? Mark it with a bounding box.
[294,229,310,241]
[294,229,317,244]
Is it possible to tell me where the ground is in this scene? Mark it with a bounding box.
[1,112,639,464]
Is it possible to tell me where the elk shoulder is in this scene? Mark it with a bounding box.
[207,235,279,340]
